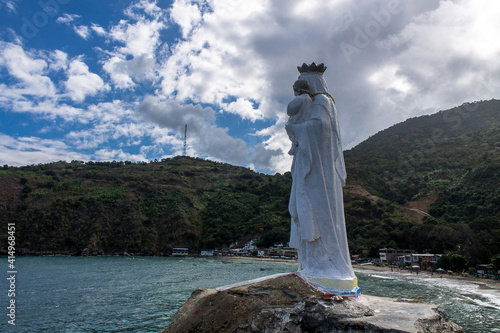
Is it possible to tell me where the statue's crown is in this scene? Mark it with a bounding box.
[297,62,327,74]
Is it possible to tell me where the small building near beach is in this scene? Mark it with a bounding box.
[200,250,214,256]
[409,254,438,270]
[379,248,413,265]
[172,248,189,256]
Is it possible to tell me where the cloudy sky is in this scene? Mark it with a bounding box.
[0,0,499,173]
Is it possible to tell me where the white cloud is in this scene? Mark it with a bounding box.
[109,17,164,57]
[57,14,93,40]
[136,95,248,164]
[102,56,135,89]
[8,99,85,122]
[48,50,69,71]
[1,0,19,13]
[0,44,91,123]
[368,0,500,121]
[2,0,500,173]
[93,148,146,162]
[252,116,291,171]
[91,23,107,36]
[56,13,81,25]
[103,54,156,89]
[160,1,271,119]
[65,58,109,101]
[124,0,163,20]
[73,25,91,39]
[66,100,142,150]
[95,1,165,90]
[0,133,88,166]
[224,98,261,121]
[0,41,56,97]
[170,0,202,38]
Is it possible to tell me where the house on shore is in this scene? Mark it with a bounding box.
[172,248,189,256]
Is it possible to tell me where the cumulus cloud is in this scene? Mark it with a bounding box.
[73,25,91,39]
[108,15,165,57]
[371,0,500,111]
[159,1,271,119]
[170,0,203,38]
[0,41,56,97]
[8,99,85,122]
[48,50,69,71]
[93,148,146,162]
[0,133,88,166]
[93,0,500,171]
[137,96,248,164]
[94,1,165,90]
[65,58,109,101]
[66,100,138,149]
[1,0,500,173]
[103,54,156,89]
[91,23,107,36]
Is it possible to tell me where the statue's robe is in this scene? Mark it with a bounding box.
[287,72,358,295]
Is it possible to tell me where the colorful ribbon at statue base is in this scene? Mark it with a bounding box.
[295,272,361,299]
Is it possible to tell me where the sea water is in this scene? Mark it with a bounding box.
[1,256,498,332]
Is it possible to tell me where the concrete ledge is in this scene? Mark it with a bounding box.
[163,272,463,333]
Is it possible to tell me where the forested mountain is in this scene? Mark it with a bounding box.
[0,99,499,268]
[0,158,292,255]
[344,99,500,266]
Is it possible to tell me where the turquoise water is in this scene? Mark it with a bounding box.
[1,256,498,332]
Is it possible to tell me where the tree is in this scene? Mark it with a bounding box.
[449,253,467,272]
[492,254,500,274]
[437,253,451,270]
[438,252,467,272]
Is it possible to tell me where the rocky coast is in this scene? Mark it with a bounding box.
[163,272,463,333]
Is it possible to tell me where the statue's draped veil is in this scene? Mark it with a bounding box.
[298,72,347,184]
[287,65,359,296]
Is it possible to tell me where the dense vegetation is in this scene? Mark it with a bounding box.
[0,158,292,255]
[345,99,500,267]
[0,99,499,269]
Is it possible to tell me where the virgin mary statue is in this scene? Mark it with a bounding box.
[286,63,359,297]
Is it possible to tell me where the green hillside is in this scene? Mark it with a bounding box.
[344,99,500,265]
[0,158,291,255]
[0,99,499,268]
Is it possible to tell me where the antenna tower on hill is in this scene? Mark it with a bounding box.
[183,124,187,156]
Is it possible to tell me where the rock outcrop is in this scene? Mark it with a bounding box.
[163,273,463,333]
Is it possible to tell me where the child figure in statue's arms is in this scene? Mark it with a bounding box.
[286,79,312,155]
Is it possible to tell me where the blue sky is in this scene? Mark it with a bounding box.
[1,0,499,173]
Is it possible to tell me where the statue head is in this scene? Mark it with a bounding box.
[293,79,310,96]
[297,62,329,94]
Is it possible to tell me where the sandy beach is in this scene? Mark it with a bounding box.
[219,257,499,291]
[352,264,500,291]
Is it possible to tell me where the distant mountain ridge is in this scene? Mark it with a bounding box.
[0,99,499,269]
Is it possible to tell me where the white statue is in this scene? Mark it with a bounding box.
[286,63,359,297]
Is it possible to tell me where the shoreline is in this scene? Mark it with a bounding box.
[217,257,500,291]
[352,264,500,291]
[9,254,499,291]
